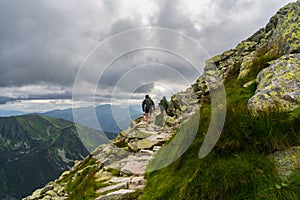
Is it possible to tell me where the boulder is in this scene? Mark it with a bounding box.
[127,129,154,139]
[248,54,300,111]
[271,146,300,180]
[136,138,161,150]
[165,116,175,127]
[155,114,164,127]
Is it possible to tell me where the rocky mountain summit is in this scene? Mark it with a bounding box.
[25,1,300,199]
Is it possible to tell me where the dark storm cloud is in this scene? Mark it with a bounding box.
[153,0,296,56]
[0,0,100,87]
[0,0,296,106]
[97,50,199,93]
[0,97,15,105]
[134,83,155,93]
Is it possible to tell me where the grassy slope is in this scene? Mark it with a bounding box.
[0,115,90,199]
[140,54,300,199]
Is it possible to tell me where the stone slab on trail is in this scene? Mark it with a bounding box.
[120,156,152,176]
[96,189,136,200]
[96,181,128,194]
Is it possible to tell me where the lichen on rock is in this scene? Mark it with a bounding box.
[271,146,300,180]
[248,54,300,111]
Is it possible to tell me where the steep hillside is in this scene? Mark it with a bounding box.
[0,115,105,199]
[25,1,300,199]
[141,1,300,199]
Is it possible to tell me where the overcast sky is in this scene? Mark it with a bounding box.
[0,0,296,112]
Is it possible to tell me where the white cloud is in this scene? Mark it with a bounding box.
[0,84,69,98]
[0,99,73,112]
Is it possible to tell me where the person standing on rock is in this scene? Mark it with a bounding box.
[159,96,169,114]
[142,95,155,124]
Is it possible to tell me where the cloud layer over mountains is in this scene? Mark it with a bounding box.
[0,0,295,111]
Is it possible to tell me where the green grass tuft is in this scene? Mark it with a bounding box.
[216,107,300,155]
[55,156,103,200]
[247,54,280,80]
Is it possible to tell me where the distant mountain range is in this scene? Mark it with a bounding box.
[41,104,143,139]
[0,109,27,117]
[0,104,143,139]
[0,114,107,199]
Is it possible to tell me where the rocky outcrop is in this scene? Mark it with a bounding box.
[191,1,300,112]
[241,0,300,61]
[248,54,300,111]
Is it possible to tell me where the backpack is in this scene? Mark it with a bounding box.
[145,98,153,109]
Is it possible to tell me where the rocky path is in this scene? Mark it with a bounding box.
[24,88,199,200]
[92,103,198,200]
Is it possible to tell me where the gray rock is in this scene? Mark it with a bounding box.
[165,116,175,127]
[270,146,300,180]
[153,146,161,152]
[248,54,300,111]
[96,182,128,194]
[96,189,136,200]
[109,177,131,184]
[120,155,152,175]
[129,177,146,189]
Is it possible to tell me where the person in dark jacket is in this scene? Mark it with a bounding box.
[142,95,155,124]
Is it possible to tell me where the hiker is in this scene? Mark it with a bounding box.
[159,96,168,114]
[142,95,155,124]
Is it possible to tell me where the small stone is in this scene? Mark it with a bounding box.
[181,105,188,112]
[140,149,155,155]
[243,80,256,88]
[129,176,146,189]
[153,146,161,151]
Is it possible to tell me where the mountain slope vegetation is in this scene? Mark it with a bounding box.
[0,115,103,199]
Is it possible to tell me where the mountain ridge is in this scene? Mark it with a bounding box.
[25,1,300,199]
[41,104,142,139]
[0,109,27,117]
[0,114,105,199]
